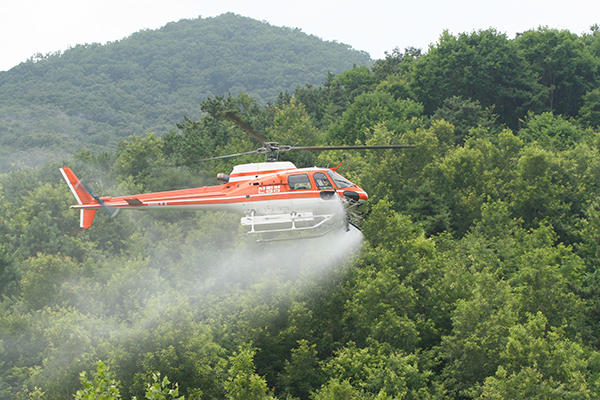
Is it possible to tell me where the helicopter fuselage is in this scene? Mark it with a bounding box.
[61,162,367,236]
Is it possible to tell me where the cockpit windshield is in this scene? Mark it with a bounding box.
[327,171,354,188]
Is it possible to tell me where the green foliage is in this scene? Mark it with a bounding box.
[268,97,319,167]
[311,379,362,400]
[270,98,318,147]
[322,342,433,399]
[432,96,498,144]
[477,313,599,399]
[113,132,164,186]
[518,112,583,149]
[579,88,600,127]
[411,29,539,127]
[13,386,46,400]
[276,340,324,399]
[515,27,599,117]
[371,47,422,80]
[293,66,380,130]
[143,373,184,400]
[440,274,518,396]
[224,346,275,400]
[328,91,423,145]
[163,93,271,168]
[375,75,414,101]
[20,254,79,310]
[74,361,121,400]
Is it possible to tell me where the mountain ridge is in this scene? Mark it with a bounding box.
[0,13,371,170]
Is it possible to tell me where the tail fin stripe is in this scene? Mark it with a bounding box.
[60,168,83,205]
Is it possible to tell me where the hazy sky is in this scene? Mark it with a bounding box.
[1,0,599,71]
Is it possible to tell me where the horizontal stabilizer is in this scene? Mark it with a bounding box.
[125,198,143,206]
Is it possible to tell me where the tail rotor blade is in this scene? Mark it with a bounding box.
[82,182,118,218]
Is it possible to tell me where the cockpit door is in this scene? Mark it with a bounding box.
[313,172,336,200]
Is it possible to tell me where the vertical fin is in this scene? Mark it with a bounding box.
[60,167,99,232]
[60,167,96,205]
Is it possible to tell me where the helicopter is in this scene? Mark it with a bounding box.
[61,112,413,241]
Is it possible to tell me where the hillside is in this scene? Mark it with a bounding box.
[0,13,371,170]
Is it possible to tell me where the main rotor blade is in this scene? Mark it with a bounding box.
[186,149,262,163]
[223,111,268,146]
[288,144,416,151]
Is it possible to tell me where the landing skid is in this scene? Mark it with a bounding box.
[250,227,338,243]
[241,211,344,242]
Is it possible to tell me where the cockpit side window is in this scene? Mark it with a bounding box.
[288,174,312,190]
[314,172,333,189]
[327,171,354,188]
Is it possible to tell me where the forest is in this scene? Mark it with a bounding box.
[2,24,600,399]
[0,13,370,171]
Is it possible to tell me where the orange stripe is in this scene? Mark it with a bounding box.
[71,190,337,209]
